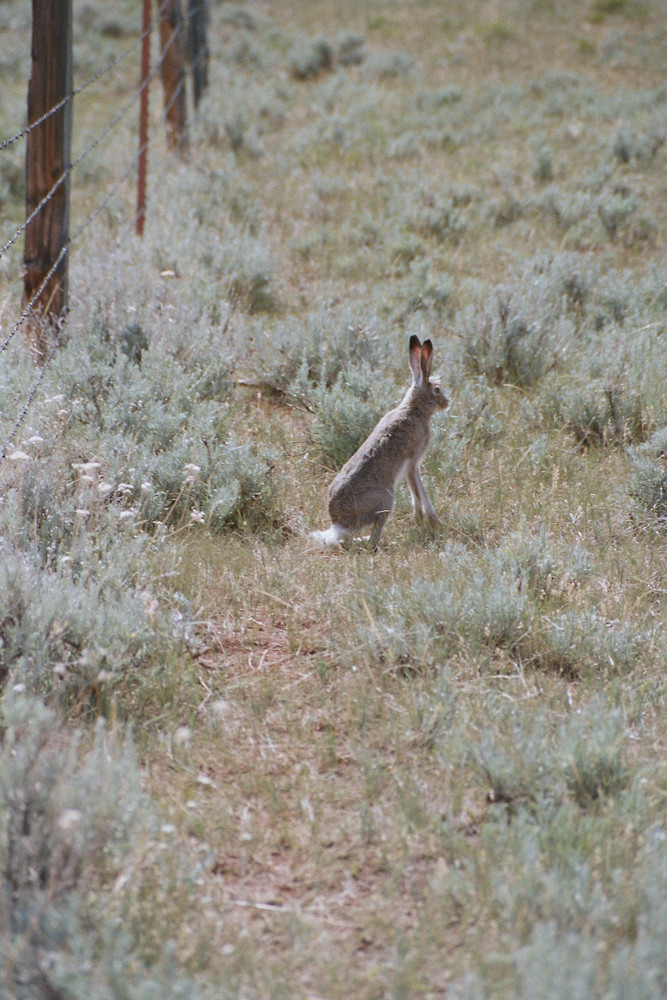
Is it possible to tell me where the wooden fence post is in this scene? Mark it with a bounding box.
[23,0,72,361]
[189,0,209,107]
[156,0,189,154]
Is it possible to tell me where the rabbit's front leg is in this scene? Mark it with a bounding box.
[407,466,425,522]
[408,465,439,529]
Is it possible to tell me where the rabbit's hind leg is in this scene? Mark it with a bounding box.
[368,511,389,551]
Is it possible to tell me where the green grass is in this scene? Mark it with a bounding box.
[0,0,666,997]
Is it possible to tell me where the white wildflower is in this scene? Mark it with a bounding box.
[174,725,192,747]
[58,809,82,832]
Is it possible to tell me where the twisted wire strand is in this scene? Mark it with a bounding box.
[0,336,60,463]
[0,18,183,354]
[0,2,204,460]
[0,0,175,153]
[0,114,165,461]
[0,114,155,357]
[0,39,193,458]
[0,17,181,270]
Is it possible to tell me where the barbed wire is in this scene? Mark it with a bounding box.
[0,171,66,267]
[0,17,183,271]
[70,80,188,309]
[0,0,176,154]
[0,42,194,461]
[0,120,174,461]
[0,3,207,462]
[0,24,184,356]
[0,336,61,463]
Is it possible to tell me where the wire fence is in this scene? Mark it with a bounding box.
[0,0,171,154]
[0,0,209,466]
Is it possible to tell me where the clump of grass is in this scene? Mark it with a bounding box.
[542,300,667,447]
[533,610,647,678]
[612,126,664,166]
[42,319,278,533]
[597,191,638,239]
[416,86,463,109]
[491,527,592,600]
[339,545,529,673]
[533,144,554,183]
[365,51,414,78]
[221,5,257,30]
[590,0,649,23]
[631,455,667,524]
[202,238,279,312]
[479,20,515,45]
[401,260,454,315]
[337,32,365,66]
[409,188,472,244]
[468,708,555,809]
[512,923,597,1000]
[333,529,646,681]
[466,695,633,815]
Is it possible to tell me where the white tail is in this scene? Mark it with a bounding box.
[309,523,351,546]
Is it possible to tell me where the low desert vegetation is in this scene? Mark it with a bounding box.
[0,1,665,997]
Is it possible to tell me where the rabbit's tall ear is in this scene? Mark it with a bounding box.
[409,335,423,386]
[421,339,433,380]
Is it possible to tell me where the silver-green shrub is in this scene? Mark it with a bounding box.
[252,305,388,398]
[310,363,399,469]
[457,254,584,387]
[38,320,276,533]
[0,537,173,710]
[0,694,204,1000]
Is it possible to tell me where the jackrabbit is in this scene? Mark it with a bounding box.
[311,335,449,549]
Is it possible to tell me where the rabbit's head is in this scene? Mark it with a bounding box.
[408,335,449,414]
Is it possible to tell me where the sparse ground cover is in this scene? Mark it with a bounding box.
[0,1,666,997]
